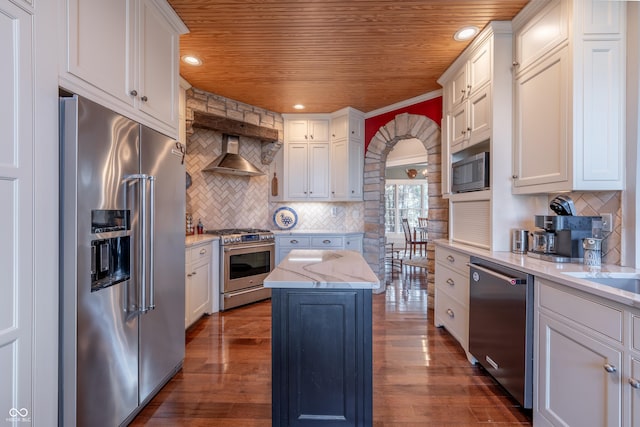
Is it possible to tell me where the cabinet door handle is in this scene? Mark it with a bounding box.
[446,308,454,318]
[512,61,519,67]
[512,174,518,179]
[130,90,138,97]
[310,134,314,140]
[323,239,331,244]
[629,378,640,389]
[199,248,207,254]
[141,95,148,102]
[460,89,465,94]
[191,271,196,275]
[446,278,455,286]
[187,273,192,277]
[290,239,299,244]
[603,363,617,373]
[447,255,455,263]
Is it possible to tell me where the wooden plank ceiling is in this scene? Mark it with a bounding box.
[168,0,529,114]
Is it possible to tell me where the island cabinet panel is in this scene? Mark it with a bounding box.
[272,288,372,427]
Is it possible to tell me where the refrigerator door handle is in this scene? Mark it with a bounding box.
[148,175,156,311]
[123,173,156,313]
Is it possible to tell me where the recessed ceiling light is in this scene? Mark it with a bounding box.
[454,26,479,41]
[181,55,203,66]
[293,104,305,110]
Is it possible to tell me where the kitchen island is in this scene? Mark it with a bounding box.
[265,250,379,427]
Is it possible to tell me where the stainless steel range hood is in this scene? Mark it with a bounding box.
[202,134,265,176]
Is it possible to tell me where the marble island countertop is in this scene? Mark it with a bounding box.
[436,239,640,308]
[265,249,379,290]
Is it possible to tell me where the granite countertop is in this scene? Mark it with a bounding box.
[185,234,219,247]
[435,239,640,308]
[273,229,363,235]
[264,249,379,290]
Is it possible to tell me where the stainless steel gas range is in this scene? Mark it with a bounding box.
[205,228,275,311]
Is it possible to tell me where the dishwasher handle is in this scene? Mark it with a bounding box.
[469,263,527,285]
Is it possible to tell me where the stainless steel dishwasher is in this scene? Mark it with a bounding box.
[468,256,534,409]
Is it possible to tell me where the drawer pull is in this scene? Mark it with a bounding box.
[447,255,455,263]
[323,239,331,244]
[446,308,454,318]
[290,239,299,244]
[629,378,640,389]
[446,278,455,286]
[199,248,207,255]
[603,363,617,373]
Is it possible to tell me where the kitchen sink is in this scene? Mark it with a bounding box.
[563,272,640,294]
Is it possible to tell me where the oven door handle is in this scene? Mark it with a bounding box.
[224,286,267,298]
[223,243,275,252]
[469,263,527,285]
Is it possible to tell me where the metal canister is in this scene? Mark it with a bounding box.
[511,229,529,254]
[583,238,602,267]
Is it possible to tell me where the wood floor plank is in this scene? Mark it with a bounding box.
[131,267,532,426]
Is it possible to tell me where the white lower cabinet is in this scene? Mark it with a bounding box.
[535,278,637,426]
[275,233,363,265]
[631,356,640,426]
[434,246,474,363]
[537,312,622,426]
[185,240,219,328]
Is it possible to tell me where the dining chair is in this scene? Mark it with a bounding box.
[417,217,429,254]
[401,218,428,259]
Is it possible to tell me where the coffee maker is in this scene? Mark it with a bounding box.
[528,215,601,262]
[527,195,602,262]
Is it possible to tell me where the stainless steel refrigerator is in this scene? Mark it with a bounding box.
[59,95,185,426]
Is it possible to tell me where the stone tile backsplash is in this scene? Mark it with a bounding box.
[186,128,364,232]
[268,202,364,232]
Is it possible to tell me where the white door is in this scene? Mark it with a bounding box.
[0,1,33,419]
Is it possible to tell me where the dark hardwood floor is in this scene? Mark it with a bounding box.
[131,264,532,426]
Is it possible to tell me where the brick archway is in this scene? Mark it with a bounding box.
[363,113,447,293]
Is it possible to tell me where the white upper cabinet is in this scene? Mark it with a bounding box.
[283,115,331,200]
[283,109,364,202]
[330,107,364,201]
[284,140,330,200]
[441,37,492,154]
[286,118,330,142]
[60,0,187,138]
[512,0,626,194]
[438,21,547,251]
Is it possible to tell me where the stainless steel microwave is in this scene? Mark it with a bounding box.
[451,152,489,193]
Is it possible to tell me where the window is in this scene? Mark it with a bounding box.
[385,180,428,233]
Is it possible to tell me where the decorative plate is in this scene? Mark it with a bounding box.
[273,206,298,230]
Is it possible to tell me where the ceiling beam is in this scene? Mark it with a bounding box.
[192,111,279,142]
